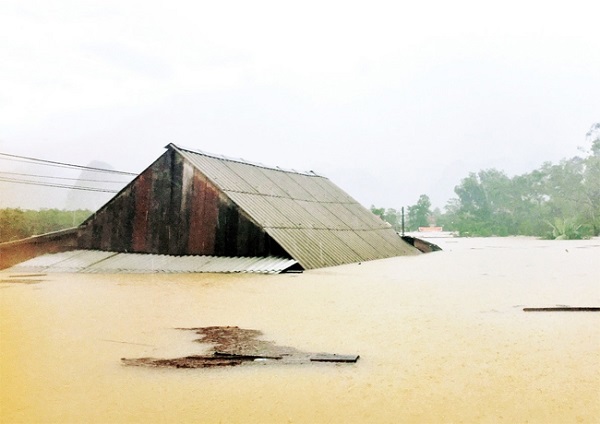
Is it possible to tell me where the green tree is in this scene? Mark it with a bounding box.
[407,194,432,231]
[370,206,385,219]
[581,126,600,235]
[510,170,549,235]
[444,123,600,238]
[374,124,600,239]
[370,206,402,231]
[450,172,492,235]
[0,208,28,242]
[0,208,92,243]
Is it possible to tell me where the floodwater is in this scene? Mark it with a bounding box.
[1,237,599,423]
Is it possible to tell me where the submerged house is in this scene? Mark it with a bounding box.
[4,144,419,273]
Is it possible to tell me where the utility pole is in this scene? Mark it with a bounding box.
[401,206,405,236]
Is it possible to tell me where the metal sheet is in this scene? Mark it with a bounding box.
[5,250,117,273]
[227,192,297,228]
[178,149,259,194]
[266,228,349,269]
[6,250,299,274]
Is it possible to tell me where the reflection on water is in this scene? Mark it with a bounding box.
[1,237,599,423]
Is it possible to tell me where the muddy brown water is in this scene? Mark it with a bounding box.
[1,237,599,423]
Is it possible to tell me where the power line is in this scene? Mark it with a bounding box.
[0,152,137,176]
[0,176,120,193]
[0,170,130,184]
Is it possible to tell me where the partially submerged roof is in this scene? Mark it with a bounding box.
[7,250,299,274]
[170,144,418,269]
[71,144,418,272]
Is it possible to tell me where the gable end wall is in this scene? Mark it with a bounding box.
[78,149,287,258]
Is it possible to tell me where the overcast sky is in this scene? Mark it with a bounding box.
[1,0,599,211]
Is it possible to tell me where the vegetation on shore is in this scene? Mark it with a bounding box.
[372,123,600,239]
[0,208,92,243]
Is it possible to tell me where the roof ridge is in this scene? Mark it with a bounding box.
[167,143,322,177]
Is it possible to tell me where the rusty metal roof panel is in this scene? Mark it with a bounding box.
[6,251,299,274]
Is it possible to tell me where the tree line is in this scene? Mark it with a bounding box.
[372,123,600,239]
[0,208,92,243]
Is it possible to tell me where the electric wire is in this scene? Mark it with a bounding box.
[0,152,137,176]
[0,170,130,184]
[0,176,120,193]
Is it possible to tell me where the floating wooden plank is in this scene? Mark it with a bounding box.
[523,307,600,312]
[9,273,46,278]
[122,355,245,368]
[214,351,283,360]
[310,354,360,363]
[0,279,44,284]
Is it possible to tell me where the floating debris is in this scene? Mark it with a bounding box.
[9,273,47,278]
[0,273,47,284]
[122,326,359,368]
[523,307,600,312]
[310,354,360,363]
[0,279,44,284]
[121,355,249,368]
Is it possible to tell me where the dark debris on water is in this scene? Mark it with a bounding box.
[121,326,359,368]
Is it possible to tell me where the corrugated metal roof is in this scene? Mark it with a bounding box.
[14,250,118,273]
[6,250,298,274]
[172,144,419,269]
